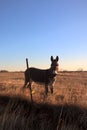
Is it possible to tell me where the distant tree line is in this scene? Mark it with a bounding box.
[0,70,9,72]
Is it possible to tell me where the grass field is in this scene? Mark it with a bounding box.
[0,71,87,107]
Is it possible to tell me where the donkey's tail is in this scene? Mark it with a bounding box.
[26,58,29,69]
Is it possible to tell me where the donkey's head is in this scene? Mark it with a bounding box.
[50,56,59,74]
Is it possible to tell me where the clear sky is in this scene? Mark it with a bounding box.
[0,0,87,71]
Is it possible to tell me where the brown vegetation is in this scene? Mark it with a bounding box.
[0,71,87,107]
[0,95,87,130]
[0,71,87,129]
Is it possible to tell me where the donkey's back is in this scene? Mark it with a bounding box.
[25,67,51,83]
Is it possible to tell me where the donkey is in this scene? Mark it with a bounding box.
[23,56,59,95]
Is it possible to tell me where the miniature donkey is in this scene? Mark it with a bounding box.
[23,56,59,95]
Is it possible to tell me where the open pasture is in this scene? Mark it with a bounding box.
[0,71,87,107]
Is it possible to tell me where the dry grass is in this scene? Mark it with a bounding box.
[0,71,87,107]
[0,95,87,130]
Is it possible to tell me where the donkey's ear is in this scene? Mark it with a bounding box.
[56,56,59,61]
[51,56,54,61]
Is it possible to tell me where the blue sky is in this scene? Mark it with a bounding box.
[0,0,87,71]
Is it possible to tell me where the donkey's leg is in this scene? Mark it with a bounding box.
[45,84,48,95]
[27,82,33,101]
[21,80,28,92]
[23,81,28,88]
[49,81,54,94]
[23,71,30,88]
[49,79,55,94]
[22,79,30,89]
[50,84,53,94]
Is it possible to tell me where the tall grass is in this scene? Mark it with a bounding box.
[0,95,87,130]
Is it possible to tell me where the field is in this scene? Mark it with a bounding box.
[0,71,87,107]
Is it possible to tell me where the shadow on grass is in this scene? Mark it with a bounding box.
[0,94,87,130]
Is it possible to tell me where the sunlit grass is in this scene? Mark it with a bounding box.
[0,71,87,107]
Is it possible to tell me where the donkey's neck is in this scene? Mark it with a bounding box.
[48,67,58,77]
